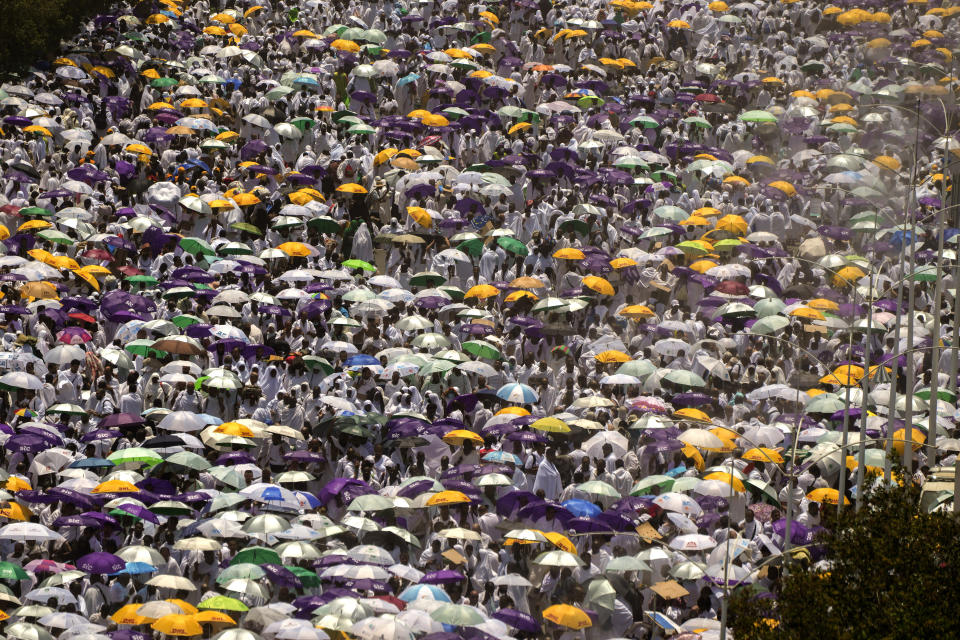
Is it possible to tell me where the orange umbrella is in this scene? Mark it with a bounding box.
[582,275,615,296]
[464,284,500,299]
[425,491,472,506]
[553,248,585,260]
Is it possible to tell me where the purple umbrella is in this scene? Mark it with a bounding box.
[493,609,541,633]
[113,503,161,524]
[421,570,465,584]
[77,552,125,574]
[261,563,303,589]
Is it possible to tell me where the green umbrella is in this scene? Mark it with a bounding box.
[663,370,706,388]
[652,205,688,222]
[179,237,216,255]
[577,95,605,108]
[410,271,446,287]
[430,604,486,626]
[613,157,650,170]
[287,566,321,589]
[162,286,196,300]
[37,230,73,245]
[150,77,179,88]
[198,596,249,612]
[125,275,158,285]
[347,124,376,135]
[208,466,245,490]
[630,115,660,128]
[124,339,164,357]
[744,478,780,505]
[165,451,211,471]
[739,110,778,123]
[0,562,28,581]
[617,360,656,379]
[230,222,262,236]
[342,259,376,272]
[558,219,591,236]
[171,314,203,328]
[439,285,464,301]
[630,475,675,495]
[462,340,501,360]
[306,216,342,234]
[107,447,163,466]
[577,480,621,497]
[216,564,266,583]
[496,236,528,256]
[231,547,282,566]
[754,298,786,318]
[19,206,53,217]
[418,359,457,377]
[45,403,87,416]
[302,356,334,374]
[910,265,939,282]
[750,315,790,334]
[456,238,484,257]
[682,116,711,129]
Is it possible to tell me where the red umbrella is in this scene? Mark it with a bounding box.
[117,266,143,276]
[695,93,722,103]
[68,312,96,324]
[714,280,750,295]
[81,249,113,261]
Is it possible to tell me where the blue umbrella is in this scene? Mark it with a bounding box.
[562,499,602,518]
[344,354,380,367]
[482,451,522,465]
[398,584,452,602]
[496,382,538,404]
[396,73,420,87]
[68,457,115,469]
[111,562,157,576]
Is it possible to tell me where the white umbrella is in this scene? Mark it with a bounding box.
[43,345,85,365]
[669,533,718,551]
[0,523,62,542]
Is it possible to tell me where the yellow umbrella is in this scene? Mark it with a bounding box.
[542,605,592,630]
[374,148,399,165]
[893,428,926,454]
[873,155,901,171]
[23,125,52,137]
[49,256,81,271]
[464,284,500,299]
[406,207,433,228]
[244,5,265,17]
[276,242,313,257]
[442,429,484,445]
[715,214,748,234]
[210,12,236,23]
[479,10,499,23]
[151,614,203,636]
[553,248,585,260]
[767,180,797,197]
[746,155,774,165]
[689,259,719,274]
[708,0,729,9]
[20,281,59,301]
[194,611,235,625]
[667,19,691,28]
[146,14,170,24]
[444,48,475,59]
[610,257,637,269]
[675,407,711,423]
[531,417,571,433]
[680,215,711,227]
[180,98,208,108]
[594,350,630,363]
[330,39,361,52]
[742,447,785,464]
[762,77,784,84]
[807,298,839,311]
[789,307,826,321]
[292,29,317,37]
[203,26,228,35]
[497,406,530,416]
[508,122,532,135]
[693,206,722,217]
[866,37,892,48]
[336,183,367,194]
[231,192,261,207]
[421,114,450,127]
[0,225,10,242]
[833,265,866,287]
[17,220,52,232]
[544,532,577,553]
[505,290,538,303]
[215,422,257,437]
[92,480,140,494]
[112,604,148,625]
[0,502,32,521]
[806,488,849,505]
[618,304,656,318]
[723,175,750,186]
[582,275,615,296]
[703,472,746,492]
[425,491,472,506]
[216,130,239,141]
[126,143,153,155]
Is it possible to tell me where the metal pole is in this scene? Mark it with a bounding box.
[886,237,907,483]
[838,328,854,512]
[856,272,873,510]
[903,99,922,471]
[929,207,945,458]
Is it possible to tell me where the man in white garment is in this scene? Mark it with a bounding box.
[532,447,563,501]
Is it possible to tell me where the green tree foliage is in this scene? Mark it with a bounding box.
[729,478,960,640]
[0,0,109,76]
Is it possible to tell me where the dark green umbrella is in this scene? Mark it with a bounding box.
[558,219,591,236]
[306,216,343,234]
[496,236,529,256]
[231,547,282,566]
[230,222,263,236]
[410,271,446,287]
[456,238,484,257]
